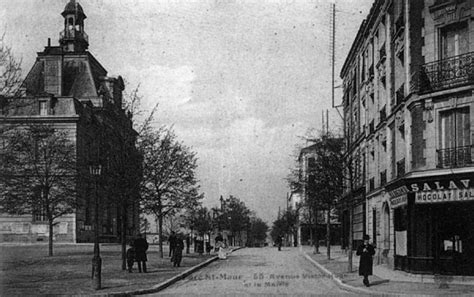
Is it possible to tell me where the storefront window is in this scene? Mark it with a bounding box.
[441,235,463,256]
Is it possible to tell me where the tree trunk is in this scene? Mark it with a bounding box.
[314,220,319,254]
[313,209,319,254]
[326,208,331,260]
[121,203,127,270]
[190,227,194,253]
[158,210,164,258]
[48,218,54,256]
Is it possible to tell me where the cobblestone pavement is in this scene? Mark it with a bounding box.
[148,247,355,296]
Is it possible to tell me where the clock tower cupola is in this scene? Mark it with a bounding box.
[59,0,88,52]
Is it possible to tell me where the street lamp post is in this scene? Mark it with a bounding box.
[90,164,102,290]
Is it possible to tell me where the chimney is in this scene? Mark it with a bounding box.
[47,38,51,47]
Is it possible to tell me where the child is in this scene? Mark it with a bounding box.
[126,242,135,273]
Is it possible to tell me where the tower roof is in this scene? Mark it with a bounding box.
[61,0,87,19]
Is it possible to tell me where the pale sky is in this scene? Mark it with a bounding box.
[1,0,373,224]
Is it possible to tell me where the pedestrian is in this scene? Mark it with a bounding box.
[275,234,283,251]
[168,231,177,259]
[356,234,376,287]
[197,234,204,255]
[172,235,184,267]
[215,233,227,259]
[126,242,135,273]
[134,233,149,273]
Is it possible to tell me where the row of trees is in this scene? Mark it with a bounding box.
[182,195,268,248]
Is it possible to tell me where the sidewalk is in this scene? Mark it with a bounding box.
[0,243,217,296]
[302,245,474,296]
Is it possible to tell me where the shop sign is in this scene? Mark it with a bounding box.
[388,185,409,198]
[388,185,409,208]
[416,188,474,204]
[390,195,407,208]
[412,178,474,204]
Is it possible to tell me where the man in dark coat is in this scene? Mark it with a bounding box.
[134,234,149,273]
[168,231,177,258]
[356,234,376,287]
[172,236,185,267]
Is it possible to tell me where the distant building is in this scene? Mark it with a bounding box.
[0,0,140,243]
[295,143,340,247]
[341,0,474,275]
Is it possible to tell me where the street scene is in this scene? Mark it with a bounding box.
[1,0,474,296]
[149,247,352,296]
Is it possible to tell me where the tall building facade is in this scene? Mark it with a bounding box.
[341,0,474,275]
[0,0,141,243]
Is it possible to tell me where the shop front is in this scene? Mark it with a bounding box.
[390,175,474,275]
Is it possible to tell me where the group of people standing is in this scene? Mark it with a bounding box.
[126,231,230,273]
[126,234,149,273]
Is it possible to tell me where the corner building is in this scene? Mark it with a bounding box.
[341,0,474,276]
[0,1,140,243]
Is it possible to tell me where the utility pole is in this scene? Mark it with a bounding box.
[331,3,336,109]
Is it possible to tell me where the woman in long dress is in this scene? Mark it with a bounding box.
[215,234,227,259]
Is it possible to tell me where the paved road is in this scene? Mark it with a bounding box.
[148,247,355,296]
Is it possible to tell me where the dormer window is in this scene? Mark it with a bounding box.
[39,101,48,116]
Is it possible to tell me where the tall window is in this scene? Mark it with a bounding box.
[438,107,471,167]
[439,107,470,149]
[440,22,469,59]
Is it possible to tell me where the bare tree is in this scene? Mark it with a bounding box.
[0,33,22,97]
[140,126,203,258]
[0,33,22,138]
[287,132,344,259]
[107,83,157,270]
[309,133,344,260]
[0,125,77,256]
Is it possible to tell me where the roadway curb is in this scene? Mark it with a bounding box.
[101,247,243,297]
[302,252,426,297]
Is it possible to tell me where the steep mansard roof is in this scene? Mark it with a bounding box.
[22,50,106,98]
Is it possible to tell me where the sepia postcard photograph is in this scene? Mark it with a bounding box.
[1,0,474,295]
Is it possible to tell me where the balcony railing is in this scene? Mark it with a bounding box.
[414,52,474,94]
[396,158,405,178]
[437,145,473,168]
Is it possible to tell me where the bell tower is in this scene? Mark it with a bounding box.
[59,0,89,52]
